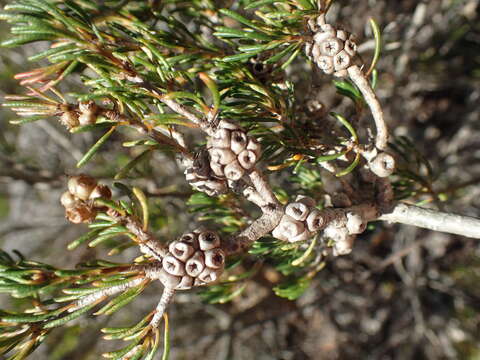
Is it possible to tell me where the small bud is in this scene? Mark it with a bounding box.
[162,255,186,276]
[78,100,98,114]
[67,177,77,195]
[306,209,326,232]
[169,241,195,262]
[320,38,343,57]
[344,39,357,56]
[333,50,351,71]
[230,131,248,154]
[60,191,76,209]
[346,212,366,234]
[204,248,225,269]
[180,232,199,249]
[60,111,79,129]
[89,184,112,200]
[285,202,310,221]
[314,31,334,44]
[68,175,97,201]
[272,215,306,241]
[65,205,97,224]
[334,69,348,78]
[198,230,220,251]
[316,14,326,27]
[78,101,98,126]
[369,152,395,177]
[224,160,245,181]
[246,138,262,158]
[316,56,335,74]
[237,149,257,170]
[210,148,236,165]
[198,267,223,283]
[185,251,205,277]
[210,128,231,149]
[176,275,193,290]
[336,30,348,41]
[295,195,316,208]
[320,24,335,33]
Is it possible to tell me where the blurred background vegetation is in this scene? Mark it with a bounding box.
[0,0,479,359]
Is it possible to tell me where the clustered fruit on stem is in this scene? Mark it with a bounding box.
[147,229,226,290]
[61,174,228,328]
[304,13,390,151]
[60,175,111,224]
[56,9,400,333]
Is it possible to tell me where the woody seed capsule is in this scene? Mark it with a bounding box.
[60,191,76,209]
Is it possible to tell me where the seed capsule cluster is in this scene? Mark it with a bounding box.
[184,149,228,197]
[304,15,357,78]
[272,196,326,242]
[206,120,262,182]
[157,229,225,290]
[59,101,99,130]
[61,175,111,224]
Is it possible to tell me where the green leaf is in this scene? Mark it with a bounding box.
[316,150,348,163]
[9,116,48,125]
[1,33,57,47]
[102,314,152,339]
[296,0,316,10]
[0,333,26,354]
[219,9,271,35]
[88,232,122,248]
[333,79,362,103]
[199,72,220,110]
[43,301,100,329]
[161,315,171,360]
[76,126,116,168]
[67,229,102,250]
[336,152,361,177]
[94,283,145,316]
[200,284,246,304]
[280,47,302,70]
[330,112,358,142]
[27,43,76,61]
[273,276,311,300]
[102,338,142,359]
[214,26,272,41]
[366,18,382,76]
[0,284,41,298]
[0,312,54,324]
[265,43,299,64]
[114,149,152,180]
[70,121,118,133]
[245,0,279,10]
[132,187,149,230]
[221,51,263,62]
[163,91,206,109]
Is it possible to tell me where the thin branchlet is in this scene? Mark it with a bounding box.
[70,277,145,311]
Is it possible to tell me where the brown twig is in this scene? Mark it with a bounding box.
[347,65,389,151]
[380,203,480,239]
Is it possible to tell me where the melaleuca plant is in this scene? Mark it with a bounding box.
[1,0,479,359]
